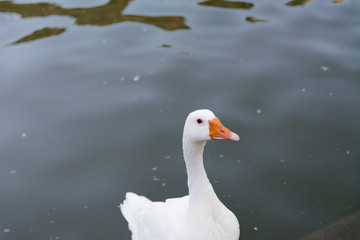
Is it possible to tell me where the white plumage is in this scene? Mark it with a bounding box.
[120,109,240,240]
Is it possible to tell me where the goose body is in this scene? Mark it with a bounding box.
[120,109,240,240]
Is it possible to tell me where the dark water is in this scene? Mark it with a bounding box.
[1,0,359,239]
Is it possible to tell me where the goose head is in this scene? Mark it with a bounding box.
[183,109,240,143]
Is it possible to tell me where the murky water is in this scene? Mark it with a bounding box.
[1,0,359,239]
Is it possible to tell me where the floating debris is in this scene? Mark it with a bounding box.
[49,236,60,240]
[151,166,158,171]
[152,176,160,181]
[256,109,262,114]
[164,155,171,160]
[253,226,259,231]
[3,228,10,233]
[21,133,27,138]
[346,150,350,155]
[333,0,345,4]
[219,154,225,158]
[10,170,16,174]
[133,75,140,82]
[321,65,329,72]
[301,88,306,92]
[162,182,166,187]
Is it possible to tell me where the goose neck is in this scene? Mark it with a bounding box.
[182,140,211,199]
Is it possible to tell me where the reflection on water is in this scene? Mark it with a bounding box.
[200,0,346,9]
[0,0,190,44]
[198,0,254,9]
[0,0,347,44]
[286,0,312,6]
[286,0,345,6]
[12,27,66,45]
[245,16,268,23]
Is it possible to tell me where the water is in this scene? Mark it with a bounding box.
[1,0,359,239]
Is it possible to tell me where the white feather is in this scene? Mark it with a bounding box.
[120,109,240,240]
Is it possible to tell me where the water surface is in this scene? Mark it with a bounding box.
[1,0,359,239]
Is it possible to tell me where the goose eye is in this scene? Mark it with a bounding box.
[197,118,203,124]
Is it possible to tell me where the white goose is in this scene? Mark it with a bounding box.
[120,109,240,240]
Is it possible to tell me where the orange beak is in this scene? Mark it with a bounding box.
[208,117,240,141]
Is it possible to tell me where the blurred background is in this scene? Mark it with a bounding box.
[0,0,359,239]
